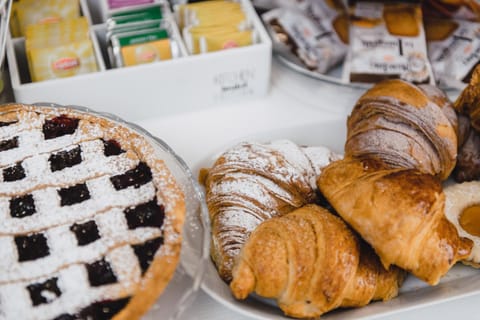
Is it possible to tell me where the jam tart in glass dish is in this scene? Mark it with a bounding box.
[0,103,188,320]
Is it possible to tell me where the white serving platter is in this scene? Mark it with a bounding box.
[189,120,480,320]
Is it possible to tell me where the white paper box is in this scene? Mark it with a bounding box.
[6,0,272,121]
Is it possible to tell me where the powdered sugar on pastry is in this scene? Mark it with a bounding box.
[203,139,340,282]
[444,181,480,267]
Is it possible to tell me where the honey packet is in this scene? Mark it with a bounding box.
[344,0,435,84]
[262,0,348,74]
[425,18,480,88]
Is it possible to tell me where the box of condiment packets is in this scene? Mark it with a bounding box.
[6,0,272,121]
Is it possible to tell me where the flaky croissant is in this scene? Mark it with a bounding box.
[200,140,339,282]
[230,204,405,319]
[345,79,457,181]
[318,157,472,285]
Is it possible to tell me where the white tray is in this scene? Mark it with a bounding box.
[194,121,480,319]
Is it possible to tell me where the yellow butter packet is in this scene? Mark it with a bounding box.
[17,0,80,37]
[28,38,98,82]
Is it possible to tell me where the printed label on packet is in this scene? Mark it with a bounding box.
[113,29,172,66]
[28,39,98,82]
[345,1,434,84]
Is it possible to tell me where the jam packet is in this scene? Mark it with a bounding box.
[344,0,435,84]
[425,18,480,88]
[12,0,80,37]
[262,0,348,74]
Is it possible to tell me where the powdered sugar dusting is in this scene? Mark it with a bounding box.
[0,105,185,319]
[205,139,337,280]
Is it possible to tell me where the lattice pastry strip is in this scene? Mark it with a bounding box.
[0,177,157,234]
[0,104,185,320]
[0,245,144,320]
[0,120,104,168]
[0,139,139,196]
[0,206,164,283]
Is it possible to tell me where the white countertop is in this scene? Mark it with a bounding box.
[137,58,478,320]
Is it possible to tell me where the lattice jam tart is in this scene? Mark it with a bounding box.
[0,104,185,319]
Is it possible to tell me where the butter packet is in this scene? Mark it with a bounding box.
[344,0,435,84]
[425,18,480,89]
[262,1,348,74]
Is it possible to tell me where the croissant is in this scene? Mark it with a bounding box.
[201,140,340,282]
[318,157,472,285]
[230,204,405,319]
[345,79,457,181]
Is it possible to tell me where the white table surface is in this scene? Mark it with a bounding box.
[136,58,479,320]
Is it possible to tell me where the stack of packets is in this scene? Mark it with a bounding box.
[106,4,180,68]
[177,0,258,54]
[260,0,480,88]
[262,0,348,74]
[108,0,155,10]
[10,0,81,37]
[25,17,99,83]
[344,0,435,85]
[423,0,480,89]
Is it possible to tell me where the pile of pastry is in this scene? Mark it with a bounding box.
[200,68,480,318]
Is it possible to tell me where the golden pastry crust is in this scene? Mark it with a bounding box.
[230,204,405,319]
[346,79,458,181]
[0,103,185,320]
[318,157,472,285]
[202,140,339,282]
[444,181,480,268]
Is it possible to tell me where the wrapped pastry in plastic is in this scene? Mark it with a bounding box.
[262,0,348,74]
[344,0,435,84]
[423,0,480,21]
[425,18,480,89]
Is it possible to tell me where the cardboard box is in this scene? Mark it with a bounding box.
[6,0,272,121]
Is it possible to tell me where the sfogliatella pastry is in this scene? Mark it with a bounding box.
[200,140,339,282]
[0,104,185,319]
[230,204,405,319]
[345,79,458,181]
[444,181,480,267]
[318,157,472,285]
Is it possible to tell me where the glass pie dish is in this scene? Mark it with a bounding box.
[0,102,210,320]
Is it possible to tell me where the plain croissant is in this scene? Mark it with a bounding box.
[200,140,339,282]
[230,204,405,319]
[318,157,472,285]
